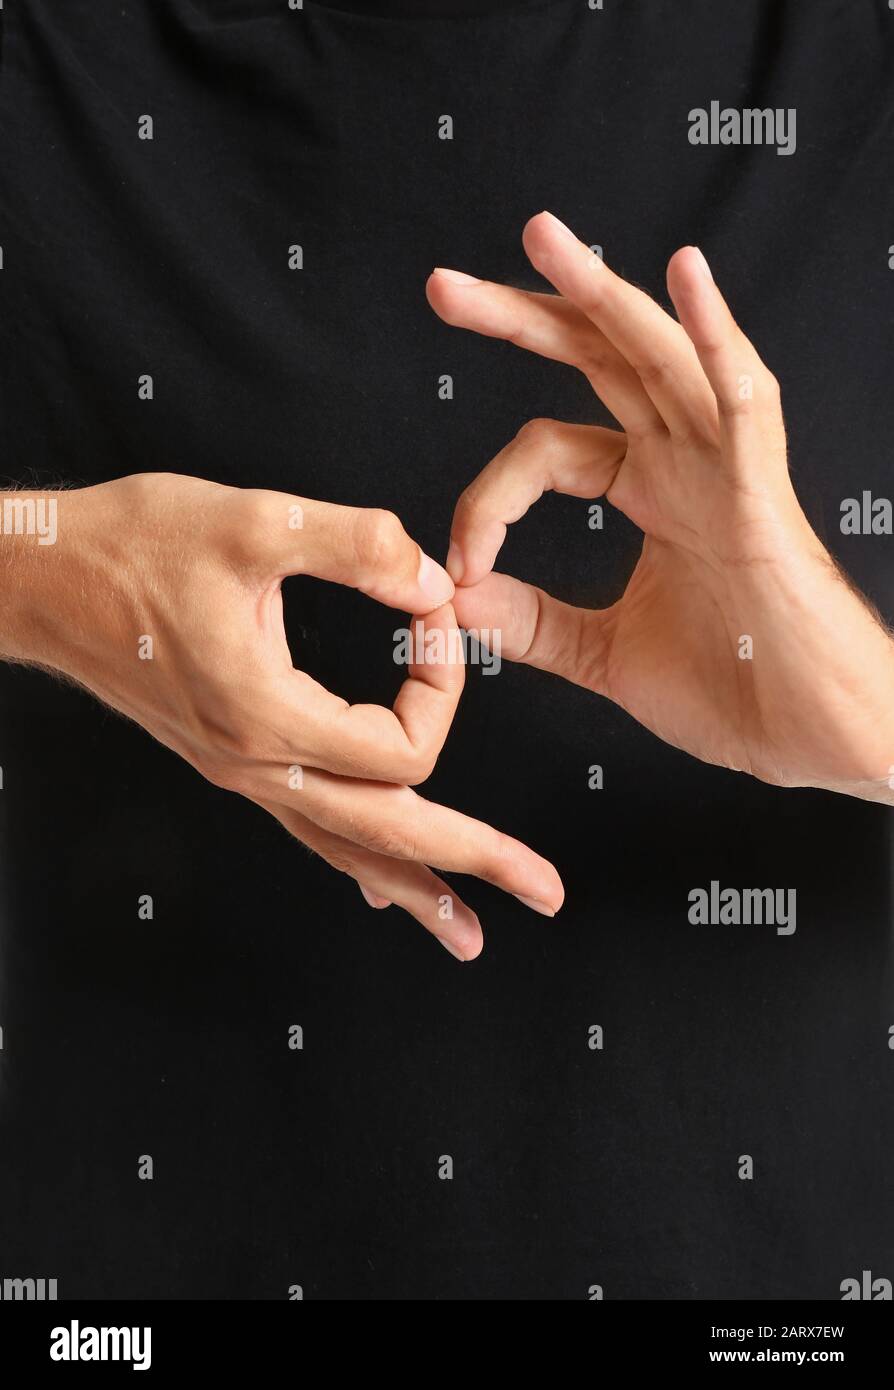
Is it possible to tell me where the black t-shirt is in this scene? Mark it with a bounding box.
[0,0,892,1299]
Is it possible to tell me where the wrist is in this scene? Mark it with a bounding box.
[0,486,119,671]
[0,491,66,662]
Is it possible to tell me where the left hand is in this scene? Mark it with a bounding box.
[427,212,894,802]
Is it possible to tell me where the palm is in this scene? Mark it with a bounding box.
[597,533,754,773]
[590,436,753,771]
[599,434,894,790]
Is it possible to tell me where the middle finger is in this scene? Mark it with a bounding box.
[521,212,718,441]
[261,766,565,915]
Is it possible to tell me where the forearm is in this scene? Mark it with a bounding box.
[0,490,64,663]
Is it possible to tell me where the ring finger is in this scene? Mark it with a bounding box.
[263,800,484,960]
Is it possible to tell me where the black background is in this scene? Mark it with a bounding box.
[0,0,892,1299]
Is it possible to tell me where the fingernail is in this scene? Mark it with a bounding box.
[433,267,481,286]
[692,246,713,282]
[359,884,391,909]
[541,211,577,242]
[445,540,465,584]
[436,935,466,960]
[417,551,454,604]
[514,894,556,918]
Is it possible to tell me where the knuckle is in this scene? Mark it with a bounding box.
[718,375,758,418]
[476,830,520,883]
[321,847,358,877]
[361,819,416,861]
[452,488,477,530]
[633,356,673,389]
[355,508,407,573]
[516,416,562,451]
[232,489,277,561]
[402,746,437,786]
[718,397,754,420]
[580,347,617,382]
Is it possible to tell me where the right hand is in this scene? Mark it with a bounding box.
[428,214,894,803]
[0,473,563,958]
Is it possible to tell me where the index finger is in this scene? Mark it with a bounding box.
[275,600,466,785]
[448,418,626,587]
[426,269,662,438]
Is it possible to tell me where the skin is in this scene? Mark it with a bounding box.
[4,214,890,972]
[427,211,894,804]
[0,473,564,960]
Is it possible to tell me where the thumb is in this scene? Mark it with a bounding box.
[250,493,455,614]
[454,570,614,693]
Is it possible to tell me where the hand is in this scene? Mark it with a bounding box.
[0,473,564,956]
[427,212,894,802]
